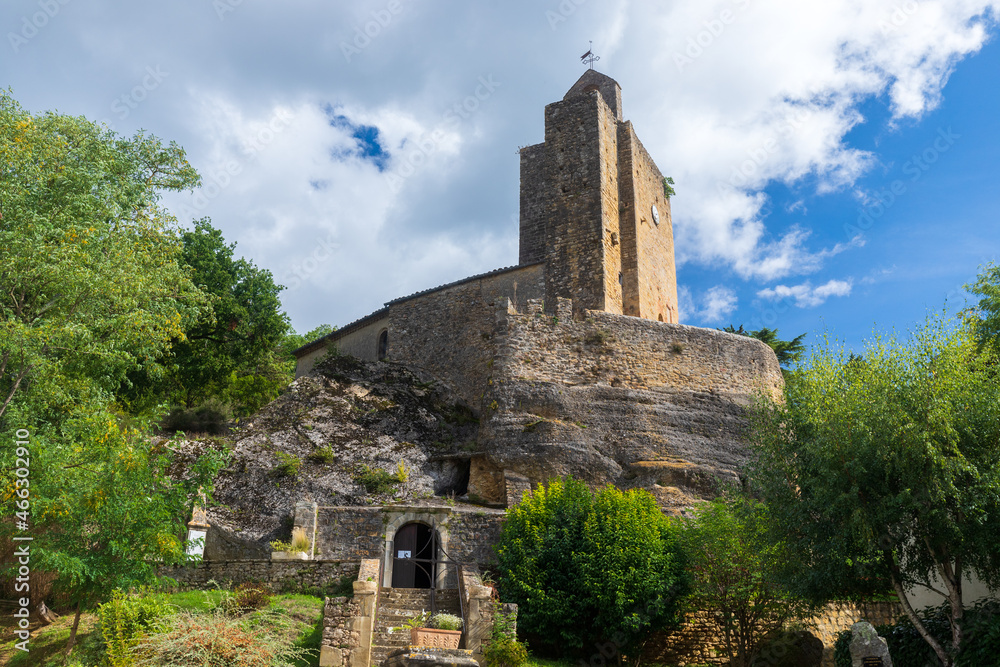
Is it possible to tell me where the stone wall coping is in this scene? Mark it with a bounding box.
[315,504,505,515]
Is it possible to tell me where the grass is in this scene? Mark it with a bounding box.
[0,592,324,667]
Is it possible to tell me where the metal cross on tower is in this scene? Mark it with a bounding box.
[580,41,600,69]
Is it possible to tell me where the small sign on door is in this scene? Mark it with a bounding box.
[397,550,411,558]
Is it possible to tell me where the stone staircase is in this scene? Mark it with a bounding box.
[372,588,462,666]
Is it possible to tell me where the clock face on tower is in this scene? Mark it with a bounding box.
[651,204,660,225]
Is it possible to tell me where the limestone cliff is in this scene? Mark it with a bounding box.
[172,354,480,557]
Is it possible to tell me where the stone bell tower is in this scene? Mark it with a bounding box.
[518,69,678,323]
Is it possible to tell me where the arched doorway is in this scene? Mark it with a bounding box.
[391,522,436,588]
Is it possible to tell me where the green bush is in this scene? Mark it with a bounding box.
[495,477,687,659]
[485,636,529,667]
[271,451,301,477]
[98,588,172,667]
[225,581,272,614]
[307,446,336,464]
[353,463,406,494]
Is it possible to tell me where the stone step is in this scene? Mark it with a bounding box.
[371,588,463,665]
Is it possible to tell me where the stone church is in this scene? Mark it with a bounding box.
[293,69,782,511]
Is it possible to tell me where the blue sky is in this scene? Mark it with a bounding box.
[2,1,998,356]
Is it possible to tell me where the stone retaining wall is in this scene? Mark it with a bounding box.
[159,559,359,592]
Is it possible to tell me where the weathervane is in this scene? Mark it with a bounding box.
[580,41,600,69]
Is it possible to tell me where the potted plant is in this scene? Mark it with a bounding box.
[406,612,463,649]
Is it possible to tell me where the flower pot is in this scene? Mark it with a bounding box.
[410,627,462,649]
[271,551,309,560]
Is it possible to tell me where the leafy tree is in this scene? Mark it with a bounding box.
[495,478,687,664]
[721,325,806,373]
[748,319,1000,667]
[0,92,224,656]
[966,262,1000,351]
[165,218,290,411]
[0,91,207,427]
[678,498,813,667]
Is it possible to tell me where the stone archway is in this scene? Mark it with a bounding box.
[382,509,451,589]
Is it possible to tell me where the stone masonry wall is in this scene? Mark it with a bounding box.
[314,506,385,561]
[389,263,545,410]
[313,505,505,581]
[539,89,619,316]
[519,143,548,265]
[497,308,781,397]
[617,121,677,324]
[160,559,359,592]
[321,595,363,667]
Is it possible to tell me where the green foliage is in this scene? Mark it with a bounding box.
[353,463,407,494]
[678,498,813,667]
[429,613,463,631]
[131,217,292,416]
[98,589,171,667]
[272,452,301,478]
[966,262,1000,353]
[721,325,806,373]
[485,635,530,667]
[495,477,687,660]
[749,318,1000,666]
[0,93,232,655]
[486,602,528,667]
[160,397,232,434]
[404,612,429,630]
[306,446,336,464]
[662,176,676,199]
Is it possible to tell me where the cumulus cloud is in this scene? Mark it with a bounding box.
[624,0,999,280]
[679,285,738,323]
[757,279,854,308]
[4,0,996,331]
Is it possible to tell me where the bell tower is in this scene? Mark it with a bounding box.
[518,70,678,323]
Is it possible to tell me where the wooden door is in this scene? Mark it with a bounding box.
[392,524,418,588]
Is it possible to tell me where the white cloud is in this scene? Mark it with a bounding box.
[757,279,854,308]
[5,0,996,331]
[622,0,1000,280]
[680,285,738,324]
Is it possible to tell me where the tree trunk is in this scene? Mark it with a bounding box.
[64,600,82,659]
[36,601,59,625]
[885,551,952,667]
